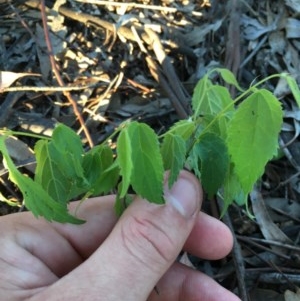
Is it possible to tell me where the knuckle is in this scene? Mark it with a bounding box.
[121,214,176,270]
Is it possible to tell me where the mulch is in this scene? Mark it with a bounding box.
[1,1,300,300]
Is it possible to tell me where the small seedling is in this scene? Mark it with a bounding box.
[0,69,299,223]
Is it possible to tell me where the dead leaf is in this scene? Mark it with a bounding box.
[249,288,284,301]
[285,288,300,301]
[2,136,36,173]
[286,18,300,38]
[182,19,223,46]
[284,110,300,122]
[265,197,300,222]
[114,97,171,117]
[269,31,286,54]
[250,187,293,254]
[285,0,300,12]
[35,10,67,79]
[242,14,276,40]
[283,42,300,75]
[179,252,196,269]
[0,71,40,91]
[53,0,66,11]
[274,76,292,97]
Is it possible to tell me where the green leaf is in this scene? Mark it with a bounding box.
[35,140,71,205]
[187,146,201,179]
[206,85,234,115]
[227,89,283,194]
[127,122,164,203]
[34,124,89,200]
[192,79,234,117]
[83,145,119,195]
[195,133,229,198]
[91,162,119,196]
[117,127,133,197]
[114,193,124,217]
[114,191,133,216]
[161,133,186,187]
[82,146,103,185]
[168,119,195,140]
[34,127,89,203]
[50,124,85,180]
[284,74,300,108]
[192,76,212,117]
[52,124,83,159]
[215,68,244,91]
[0,136,84,224]
[217,113,232,140]
[195,114,227,139]
[223,165,247,208]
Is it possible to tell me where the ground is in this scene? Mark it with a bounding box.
[1,1,300,300]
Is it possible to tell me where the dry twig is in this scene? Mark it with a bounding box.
[39,0,94,147]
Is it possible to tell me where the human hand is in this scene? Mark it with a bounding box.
[0,170,240,300]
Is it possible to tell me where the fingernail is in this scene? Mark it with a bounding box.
[164,176,198,217]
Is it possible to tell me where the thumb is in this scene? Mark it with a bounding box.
[88,171,202,300]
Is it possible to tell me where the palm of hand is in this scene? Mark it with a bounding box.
[0,195,238,301]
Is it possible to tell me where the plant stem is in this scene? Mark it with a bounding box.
[0,130,51,140]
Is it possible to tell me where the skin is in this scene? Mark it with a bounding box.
[0,171,241,301]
